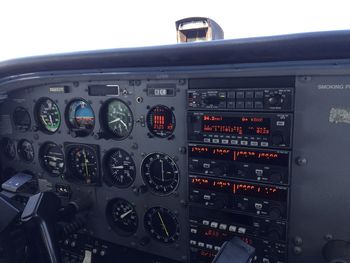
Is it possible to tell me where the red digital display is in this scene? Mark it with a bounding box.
[147,105,176,137]
[202,115,270,136]
[191,177,287,201]
[189,145,289,166]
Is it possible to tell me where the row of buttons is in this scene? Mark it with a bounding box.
[201,220,247,234]
[189,240,221,251]
[227,91,264,99]
[227,100,263,109]
[204,138,269,147]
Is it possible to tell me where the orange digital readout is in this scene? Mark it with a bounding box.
[204,229,220,238]
[203,115,223,121]
[203,125,243,134]
[191,178,209,185]
[191,146,209,153]
[213,180,231,188]
[189,145,288,166]
[201,115,271,136]
[233,150,279,161]
[153,114,165,129]
[233,183,278,195]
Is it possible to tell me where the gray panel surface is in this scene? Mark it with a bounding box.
[290,76,350,263]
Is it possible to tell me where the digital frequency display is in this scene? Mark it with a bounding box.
[201,115,271,136]
[189,145,289,166]
[191,177,287,202]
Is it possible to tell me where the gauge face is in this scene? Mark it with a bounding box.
[141,153,179,195]
[106,198,138,236]
[147,105,175,138]
[1,138,16,160]
[104,148,136,188]
[36,98,61,133]
[67,99,95,135]
[18,139,34,162]
[144,207,180,243]
[67,145,99,184]
[103,99,133,139]
[39,142,65,175]
[13,107,31,132]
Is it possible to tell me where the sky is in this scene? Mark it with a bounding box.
[0,0,350,62]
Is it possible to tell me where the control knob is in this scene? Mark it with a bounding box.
[323,240,350,263]
[269,206,282,220]
[268,94,283,107]
[271,132,285,146]
[267,226,283,241]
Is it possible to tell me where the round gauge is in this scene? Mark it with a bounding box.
[104,148,136,188]
[13,107,31,132]
[101,99,133,139]
[18,139,34,162]
[144,207,180,244]
[39,142,65,175]
[67,145,98,184]
[35,98,61,133]
[146,105,175,138]
[141,153,179,195]
[106,198,138,236]
[1,138,16,160]
[66,99,95,135]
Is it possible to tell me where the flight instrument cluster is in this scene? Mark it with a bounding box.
[0,76,294,263]
[0,80,189,262]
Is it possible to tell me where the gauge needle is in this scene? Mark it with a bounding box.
[120,209,133,219]
[44,155,63,161]
[109,117,121,124]
[157,212,169,237]
[49,115,53,125]
[112,165,124,169]
[82,150,89,178]
[160,160,164,182]
[119,119,128,129]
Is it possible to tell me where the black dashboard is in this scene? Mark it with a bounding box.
[1,31,350,263]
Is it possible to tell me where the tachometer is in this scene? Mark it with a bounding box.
[66,99,95,136]
[104,148,136,188]
[101,99,133,139]
[141,153,179,195]
[39,142,65,175]
[35,98,61,133]
[146,105,175,138]
[144,207,180,244]
[66,144,99,185]
[106,198,138,236]
[13,107,31,132]
[18,139,34,162]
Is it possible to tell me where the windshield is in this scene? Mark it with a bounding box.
[1,0,349,62]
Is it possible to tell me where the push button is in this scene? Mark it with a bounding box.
[236,101,245,109]
[254,101,263,109]
[236,91,245,99]
[245,91,254,99]
[245,101,254,109]
[255,91,264,99]
[227,92,236,99]
[227,101,235,109]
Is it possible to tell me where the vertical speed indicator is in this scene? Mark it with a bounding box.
[104,148,136,188]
